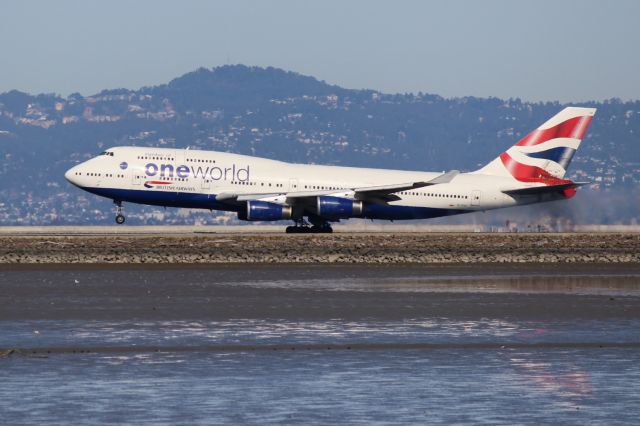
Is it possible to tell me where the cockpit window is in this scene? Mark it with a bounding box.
[99,151,115,156]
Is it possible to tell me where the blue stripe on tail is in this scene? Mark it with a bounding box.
[524,147,576,169]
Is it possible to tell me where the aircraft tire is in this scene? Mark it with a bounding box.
[115,214,126,225]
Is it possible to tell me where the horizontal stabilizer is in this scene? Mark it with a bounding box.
[502,181,588,196]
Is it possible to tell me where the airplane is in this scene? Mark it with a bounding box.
[65,107,596,233]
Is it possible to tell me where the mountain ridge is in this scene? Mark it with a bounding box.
[0,65,638,225]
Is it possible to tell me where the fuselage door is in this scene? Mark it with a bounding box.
[132,168,142,185]
[201,176,211,192]
[471,190,481,206]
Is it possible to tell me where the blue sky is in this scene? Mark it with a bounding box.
[2,0,639,102]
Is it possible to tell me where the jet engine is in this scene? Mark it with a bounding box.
[316,196,363,219]
[238,200,292,221]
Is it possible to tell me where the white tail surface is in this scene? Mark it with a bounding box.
[476,107,596,183]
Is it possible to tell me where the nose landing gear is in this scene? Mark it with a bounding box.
[114,200,125,224]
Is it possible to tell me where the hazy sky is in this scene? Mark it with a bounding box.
[2,0,639,102]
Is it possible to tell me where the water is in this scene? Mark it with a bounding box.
[1,265,639,424]
[2,349,640,425]
[2,318,640,348]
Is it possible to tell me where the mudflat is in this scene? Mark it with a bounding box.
[1,232,639,263]
[1,263,639,321]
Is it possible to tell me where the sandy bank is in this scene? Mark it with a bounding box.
[1,232,639,264]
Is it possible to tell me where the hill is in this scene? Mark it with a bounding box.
[0,65,638,225]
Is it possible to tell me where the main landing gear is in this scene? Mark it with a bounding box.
[285,218,333,234]
[114,200,125,225]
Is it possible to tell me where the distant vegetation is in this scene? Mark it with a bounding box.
[0,65,638,225]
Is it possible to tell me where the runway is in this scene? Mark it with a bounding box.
[2,231,639,263]
[1,224,639,235]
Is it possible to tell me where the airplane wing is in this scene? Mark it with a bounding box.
[286,181,432,202]
[502,181,589,196]
[216,170,460,204]
[351,170,460,201]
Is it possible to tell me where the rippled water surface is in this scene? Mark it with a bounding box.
[2,349,640,425]
[2,318,640,348]
[1,267,639,425]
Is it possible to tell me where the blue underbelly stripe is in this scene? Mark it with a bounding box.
[82,187,236,211]
[80,186,471,220]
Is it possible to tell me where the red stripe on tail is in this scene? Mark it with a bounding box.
[515,115,593,147]
[499,152,571,185]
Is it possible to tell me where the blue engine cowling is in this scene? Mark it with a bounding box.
[239,201,292,221]
[316,196,363,219]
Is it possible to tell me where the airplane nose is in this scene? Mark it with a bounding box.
[65,166,78,185]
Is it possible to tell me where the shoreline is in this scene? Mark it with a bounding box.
[2,262,640,274]
[4,342,640,357]
[2,232,639,264]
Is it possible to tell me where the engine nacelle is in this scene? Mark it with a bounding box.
[239,200,292,221]
[316,196,363,219]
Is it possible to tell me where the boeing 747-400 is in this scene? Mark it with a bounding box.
[65,107,595,233]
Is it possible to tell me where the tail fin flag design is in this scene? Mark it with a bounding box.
[476,107,596,184]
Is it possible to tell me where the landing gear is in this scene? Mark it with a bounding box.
[308,215,333,233]
[311,224,333,233]
[114,200,125,225]
[286,218,308,233]
[286,218,333,233]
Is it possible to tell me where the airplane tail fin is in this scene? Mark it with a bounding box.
[475,107,596,183]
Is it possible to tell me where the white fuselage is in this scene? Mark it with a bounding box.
[65,146,561,222]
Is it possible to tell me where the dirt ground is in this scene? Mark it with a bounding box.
[1,263,639,321]
[1,232,638,263]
